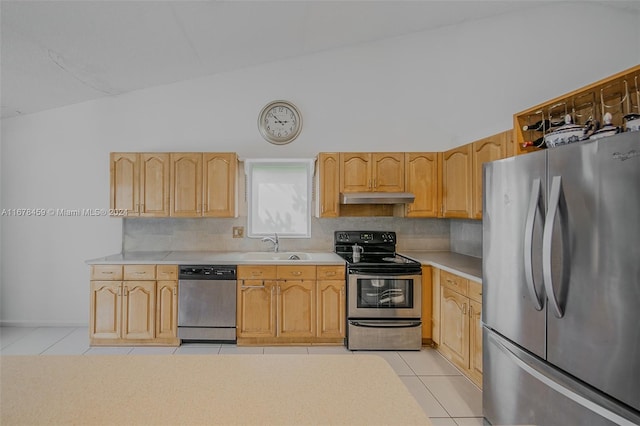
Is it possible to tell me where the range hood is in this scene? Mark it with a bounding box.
[340,192,415,205]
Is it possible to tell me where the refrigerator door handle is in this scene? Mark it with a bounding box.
[489,331,638,426]
[524,178,544,311]
[543,175,564,318]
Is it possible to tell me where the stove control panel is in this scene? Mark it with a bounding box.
[334,231,396,245]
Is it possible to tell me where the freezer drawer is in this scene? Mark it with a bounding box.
[483,329,640,426]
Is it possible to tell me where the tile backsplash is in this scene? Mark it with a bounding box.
[123,216,452,253]
[449,219,483,258]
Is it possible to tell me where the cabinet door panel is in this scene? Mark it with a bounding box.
[472,134,506,219]
[110,153,139,215]
[122,281,155,340]
[372,153,404,192]
[442,145,472,218]
[90,281,121,339]
[317,281,345,338]
[469,299,483,388]
[139,153,170,217]
[340,153,371,192]
[406,153,440,217]
[203,153,236,217]
[440,287,469,370]
[170,153,202,217]
[156,281,178,340]
[317,153,340,217]
[237,281,276,337]
[278,281,315,338]
[421,266,433,340]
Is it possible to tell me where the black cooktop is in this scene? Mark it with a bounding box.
[334,231,421,271]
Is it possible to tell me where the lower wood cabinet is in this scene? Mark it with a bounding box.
[237,264,345,344]
[436,269,483,388]
[421,265,433,343]
[90,265,179,346]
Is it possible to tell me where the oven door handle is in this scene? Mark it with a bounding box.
[349,320,421,328]
[348,271,421,279]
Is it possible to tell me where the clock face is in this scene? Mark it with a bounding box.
[258,101,302,144]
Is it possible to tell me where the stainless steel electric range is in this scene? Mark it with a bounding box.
[335,231,422,350]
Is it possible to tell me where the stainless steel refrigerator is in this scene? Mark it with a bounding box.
[482,131,640,425]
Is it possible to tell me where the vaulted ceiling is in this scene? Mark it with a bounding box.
[2,1,638,119]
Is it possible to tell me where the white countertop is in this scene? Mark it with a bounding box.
[86,251,346,265]
[401,251,482,283]
[86,250,481,281]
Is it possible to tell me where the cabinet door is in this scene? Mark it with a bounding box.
[122,281,155,340]
[90,281,122,340]
[139,153,170,217]
[156,281,178,340]
[316,280,345,338]
[170,153,203,217]
[421,266,433,341]
[202,153,237,218]
[340,153,371,192]
[472,133,506,219]
[432,268,441,345]
[442,144,472,218]
[440,287,469,370]
[405,152,440,217]
[278,281,315,338]
[468,299,483,388]
[237,280,277,337]
[110,153,139,216]
[317,153,340,217]
[372,153,404,192]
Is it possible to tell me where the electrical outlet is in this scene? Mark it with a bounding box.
[232,226,244,238]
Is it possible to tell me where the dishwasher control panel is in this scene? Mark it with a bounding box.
[179,265,237,280]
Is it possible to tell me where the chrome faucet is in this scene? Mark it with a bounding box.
[261,233,279,252]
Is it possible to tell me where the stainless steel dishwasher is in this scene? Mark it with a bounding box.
[178,265,237,342]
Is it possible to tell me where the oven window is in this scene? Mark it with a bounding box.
[356,278,414,309]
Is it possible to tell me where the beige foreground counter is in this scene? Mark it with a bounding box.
[1,354,431,425]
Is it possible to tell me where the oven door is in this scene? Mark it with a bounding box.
[348,273,421,319]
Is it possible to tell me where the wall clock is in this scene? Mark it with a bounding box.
[258,100,302,145]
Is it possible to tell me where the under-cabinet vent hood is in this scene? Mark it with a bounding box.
[340,192,416,205]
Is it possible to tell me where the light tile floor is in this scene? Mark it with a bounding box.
[0,326,484,425]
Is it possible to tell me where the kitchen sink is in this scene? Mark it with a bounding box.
[240,252,311,261]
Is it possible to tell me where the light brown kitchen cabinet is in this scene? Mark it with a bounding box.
[110,152,170,217]
[278,280,315,338]
[316,153,340,217]
[405,153,441,218]
[202,153,237,217]
[170,153,203,217]
[471,132,508,219]
[340,153,404,193]
[421,265,433,343]
[90,264,179,346]
[442,144,473,218]
[437,269,483,388]
[316,266,346,339]
[237,265,278,338]
[237,264,345,344]
[431,267,441,345]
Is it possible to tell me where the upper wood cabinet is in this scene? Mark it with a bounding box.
[110,153,170,217]
[170,153,203,217]
[442,144,473,218]
[316,153,340,218]
[340,153,404,193]
[472,131,508,219]
[405,152,441,218]
[202,153,237,217]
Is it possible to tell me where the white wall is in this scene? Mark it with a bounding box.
[1,2,639,325]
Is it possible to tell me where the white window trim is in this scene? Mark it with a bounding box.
[244,158,315,239]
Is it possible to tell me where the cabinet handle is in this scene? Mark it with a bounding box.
[103,271,114,275]
[368,179,372,189]
[133,271,146,275]
[173,288,177,296]
[123,286,128,296]
[462,303,467,315]
[325,271,336,276]
[291,271,302,276]
[251,271,262,276]
[241,285,265,289]
[469,305,473,317]
[373,178,377,188]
